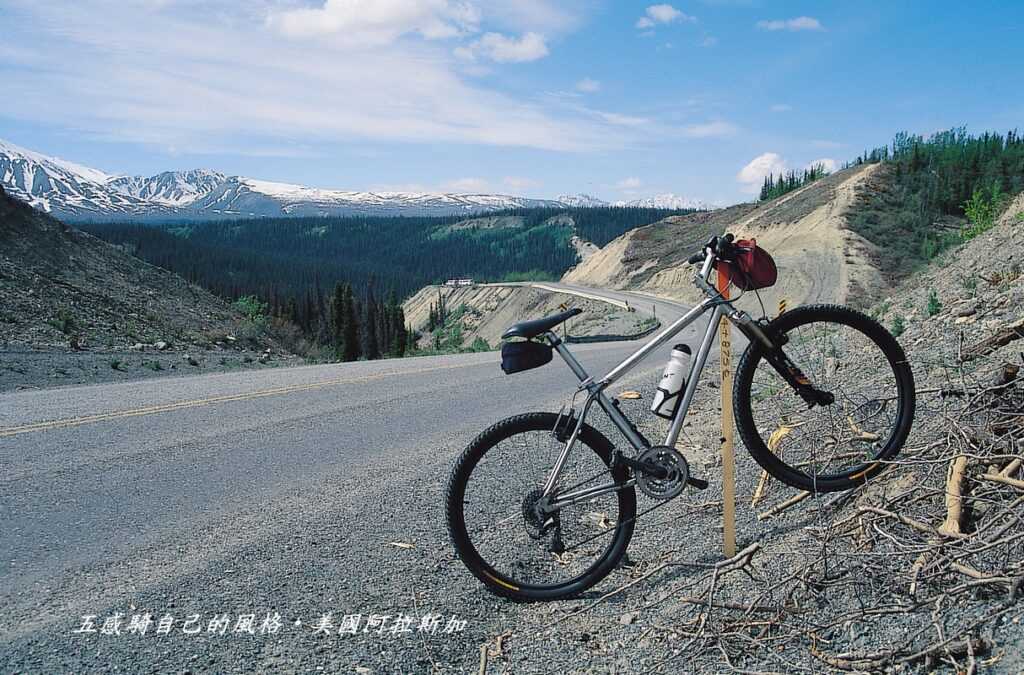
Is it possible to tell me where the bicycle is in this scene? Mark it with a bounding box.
[445,234,916,601]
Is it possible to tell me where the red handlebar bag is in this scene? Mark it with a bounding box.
[719,238,778,291]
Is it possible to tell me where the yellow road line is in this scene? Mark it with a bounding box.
[0,362,480,438]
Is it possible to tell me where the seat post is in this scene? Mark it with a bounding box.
[546,331,590,383]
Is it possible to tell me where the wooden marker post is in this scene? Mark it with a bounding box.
[717,267,737,557]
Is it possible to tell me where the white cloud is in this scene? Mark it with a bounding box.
[684,121,737,138]
[770,103,792,112]
[617,177,642,189]
[457,31,549,62]
[482,0,586,34]
[373,183,430,193]
[808,158,837,173]
[737,152,787,193]
[647,4,689,23]
[597,111,650,127]
[443,177,490,192]
[756,16,824,32]
[636,4,694,29]
[269,0,481,44]
[503,175,540,192]
[700,35,718,47]
[575,77,601,93]
[3,3,614,153]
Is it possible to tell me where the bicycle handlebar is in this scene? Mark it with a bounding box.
[687,233,735,265]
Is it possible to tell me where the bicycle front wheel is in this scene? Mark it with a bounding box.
[734,304,915,493]
[445,412,636,601]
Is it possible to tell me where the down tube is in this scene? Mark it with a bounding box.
[664,305,725,447]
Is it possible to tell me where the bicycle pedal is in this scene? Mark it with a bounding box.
[687,476,709,490]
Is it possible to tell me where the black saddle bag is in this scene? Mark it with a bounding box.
[500,340,553,374]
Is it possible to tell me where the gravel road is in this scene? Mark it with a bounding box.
[1,287,722,673]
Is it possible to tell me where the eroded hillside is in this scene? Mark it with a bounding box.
[564,164,885,311]
[402,284,655,350]
[0,186,287,390]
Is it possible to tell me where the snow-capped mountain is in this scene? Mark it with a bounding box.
[558,192,711,210]
[107,169,227,207]
[556,193,610,207]
[0,140,562,220]
[0,139,711,221]
[0,139,151,218]
[613,193,713,210]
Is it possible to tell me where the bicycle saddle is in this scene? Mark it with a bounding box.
[501,308,582,340]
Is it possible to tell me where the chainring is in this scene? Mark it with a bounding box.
[636,446,689,500]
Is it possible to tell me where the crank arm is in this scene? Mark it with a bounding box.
[613,451,708,490]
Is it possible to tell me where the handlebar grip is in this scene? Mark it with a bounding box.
[687,251,705,265]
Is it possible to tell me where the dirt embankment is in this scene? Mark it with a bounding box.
[402,284,653,349]
[0,186,291,390]
[564,164,885,312]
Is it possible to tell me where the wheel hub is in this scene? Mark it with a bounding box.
[521,488,554,540]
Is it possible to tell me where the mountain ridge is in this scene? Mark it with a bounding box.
[1,139,709,221]
[556,191,713,210]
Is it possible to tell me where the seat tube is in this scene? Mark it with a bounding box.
[665,304,725,447]
[547,331,590,383]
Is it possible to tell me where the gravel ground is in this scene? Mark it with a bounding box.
[0,345,301,393]
[0,372,738,674]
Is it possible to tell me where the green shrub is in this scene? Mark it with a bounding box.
[891,315,906,337]
[233,295,269,321]
[47,308,77,334]
[926,289,942,316]
[962,185,1006,240]
[232,295,270,342]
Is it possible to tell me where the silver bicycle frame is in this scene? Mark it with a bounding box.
[543,250,770,509]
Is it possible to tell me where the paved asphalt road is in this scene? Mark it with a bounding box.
[0,284,714,672]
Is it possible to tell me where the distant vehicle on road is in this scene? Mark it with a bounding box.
[444,278,474,287]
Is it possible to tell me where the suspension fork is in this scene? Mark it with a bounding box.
[732,312,834,407]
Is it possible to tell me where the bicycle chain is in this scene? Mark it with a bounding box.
[556,475,690,553]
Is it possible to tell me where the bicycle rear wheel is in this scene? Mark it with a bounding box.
[445,412,636,601]
[734,304,915,492]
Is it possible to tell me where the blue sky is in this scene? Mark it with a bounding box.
[1,1,1021,204]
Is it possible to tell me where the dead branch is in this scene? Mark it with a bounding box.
[757,491,811,520]
[938,454,969,536]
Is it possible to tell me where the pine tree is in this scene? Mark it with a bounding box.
[393,306,408,356]
[330,282,345,358]
[364,284,381,360]
[342,284,360,361]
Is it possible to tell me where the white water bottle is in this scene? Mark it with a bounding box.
[651,344,691,420]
